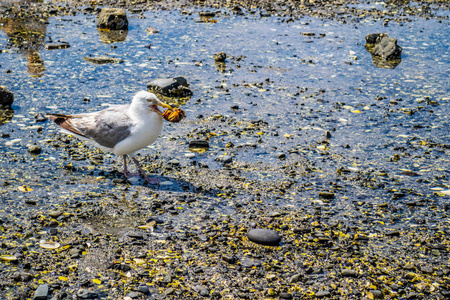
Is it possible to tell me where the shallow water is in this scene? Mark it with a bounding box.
[0,7,449,209]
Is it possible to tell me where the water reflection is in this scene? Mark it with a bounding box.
[369,55,402,69]
[97,29,128,43]
[0,16,47,76]
[0,107,14,127]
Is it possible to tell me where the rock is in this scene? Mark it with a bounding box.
[34,113,47,122]
[189,140,209,149]
[365,33,402,68]
[247,229,281,246]
[44,42,70,50]
[368,290,383,299]
[147,77,193,97]
[341,269,358,277]
[33,284,48,300]
[168,159,180,166]
[97,8,128,30]
[84,56,123,64]
[325,130,332,138]
[126,292,140,299]
[301,32,315,36]
[214,52,227,62]
[315,290,331,298]
[279,292,293,299]
[77,289,98,299]
[146,26,159,34]
[274,152,286,159]
[28,145,42,155]
[420,266,434,274]
[289,273,302,283]
[137,285,150,294]
[319,192,335,199]
[0,86,14,107]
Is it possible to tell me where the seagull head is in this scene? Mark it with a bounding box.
[132,91,172,115]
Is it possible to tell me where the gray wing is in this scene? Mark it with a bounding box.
[71,105,134,148]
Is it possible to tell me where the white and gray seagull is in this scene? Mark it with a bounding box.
[47,91,173,184]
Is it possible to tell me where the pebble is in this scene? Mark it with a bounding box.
[315,290,331,297]
[273,152,286,159]
[33,284,48,300]
[137,285,150,294]
[319,192,335,199]
[44,42,70,50]
[341,269,358,277]
[247,229,281,246]
[420,266,434,274]
[27,145,42,154]
[77,289,98,299]
[279,292,293,299]
[168,159,180,166]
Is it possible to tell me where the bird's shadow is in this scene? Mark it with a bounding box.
[69,166,220,196]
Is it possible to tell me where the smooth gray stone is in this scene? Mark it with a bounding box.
[247,229,281,246]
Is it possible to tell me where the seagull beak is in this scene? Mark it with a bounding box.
[151,99,173,115]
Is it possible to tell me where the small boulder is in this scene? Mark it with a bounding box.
[97,8,128,30]
[0,87,14,107]
[247,229,281,246]
[214,52,227,62]
[33,284,49,300]
[147,77,193,97]
[365,33,402,68]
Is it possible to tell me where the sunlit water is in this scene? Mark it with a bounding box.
[0,8,449,208]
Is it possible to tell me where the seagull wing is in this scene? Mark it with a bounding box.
[48,105,134,149]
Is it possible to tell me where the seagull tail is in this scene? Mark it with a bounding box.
[47,113,87,138]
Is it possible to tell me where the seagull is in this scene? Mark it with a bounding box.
[47,91,173,184]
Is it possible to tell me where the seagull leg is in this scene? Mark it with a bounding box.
[123,155,139,178]
[131,156,160,184]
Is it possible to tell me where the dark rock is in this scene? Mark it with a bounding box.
[0,86,14,107]
[28,145,42,155]
[247,229,281,246]
[341,269,358,277]
[127,231,144,239]
[365,33,402,68]
[319,192,335,199]
[189,140,209,150]
[33,284,48,300]
[222,254,236,264]
[147,77,193,97]
[214,52,227,62]
[44,42,70,50]
[137,285,150,294]
[325,130,332,138]
[84,56,123,64]
[97,8,128,30]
